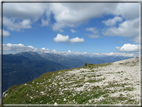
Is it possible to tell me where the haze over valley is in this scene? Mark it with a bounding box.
[2,51,133,92]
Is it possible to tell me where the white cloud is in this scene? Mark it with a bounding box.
[41,47,46,50]
[116,43,139,52]
[68,50,71,53]
[3,3,49,31]
[113,3,139,20]
[3,43,51,53]
[3,43,34,51]
[2,3,139,33]
[2,3,139,47]
[50,3,139,31]
[52,23,65,31]
[53,34,84,43]
[102,3,139,44]
[41,15,50,27]
[3,43,136,57]
[88,35,99,38]
[102,16,122,26]
[21,19,31,28]
[86,27,97,34]
[102,18,139,43]
[70,37,84,43]
[3,17,32,31]
[50,3,117,31]
[51,51,135,57]
[53,34,69,42]
[0,29,10,37]
[92,52,134,57]
[41,19,49,27]
[3,3,48,21]
[70,29,77,33]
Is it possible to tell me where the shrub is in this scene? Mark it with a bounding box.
[84,62,88,66]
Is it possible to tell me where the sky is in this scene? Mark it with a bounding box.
[1,2,141,57]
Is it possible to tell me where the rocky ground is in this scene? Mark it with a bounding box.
[3,57,141,106]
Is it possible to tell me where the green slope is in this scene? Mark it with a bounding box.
[3,61,140,105]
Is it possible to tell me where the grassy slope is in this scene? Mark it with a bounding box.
[3,62,140,105]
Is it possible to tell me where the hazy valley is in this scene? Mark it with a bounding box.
[3,51,132,92]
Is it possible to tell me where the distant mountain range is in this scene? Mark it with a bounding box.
[3,51,132,92]
[3,52,67,92]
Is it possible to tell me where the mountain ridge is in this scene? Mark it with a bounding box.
[2,51,133,92]
[3,52,68,92]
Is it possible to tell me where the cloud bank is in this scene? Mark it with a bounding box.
[3,43,51,53]
[3,43,136,57]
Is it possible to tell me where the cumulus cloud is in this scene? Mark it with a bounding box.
[116,43,139,52]
[102,18,139,43]
[113,3,139,20]
[3,17,32,31]
[101,3,139,43]
[102,16,123,26]
[70,29,77,33]
[3,3,48,21]
[50,3,139,31]
[3,3,49,31]
[103,18,139,37]
[70,37,84,43]
[2,3,139,33]
[53,34,84,43]
[53,34,69,42]
[0,29,10,37]
[50,3,117,31]
[2,3,139,46]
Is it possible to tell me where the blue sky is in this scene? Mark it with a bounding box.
[1,3,140,57]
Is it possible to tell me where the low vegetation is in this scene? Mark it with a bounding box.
[3,57,140,105]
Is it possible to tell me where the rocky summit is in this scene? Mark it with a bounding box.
[3,57,140,105]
